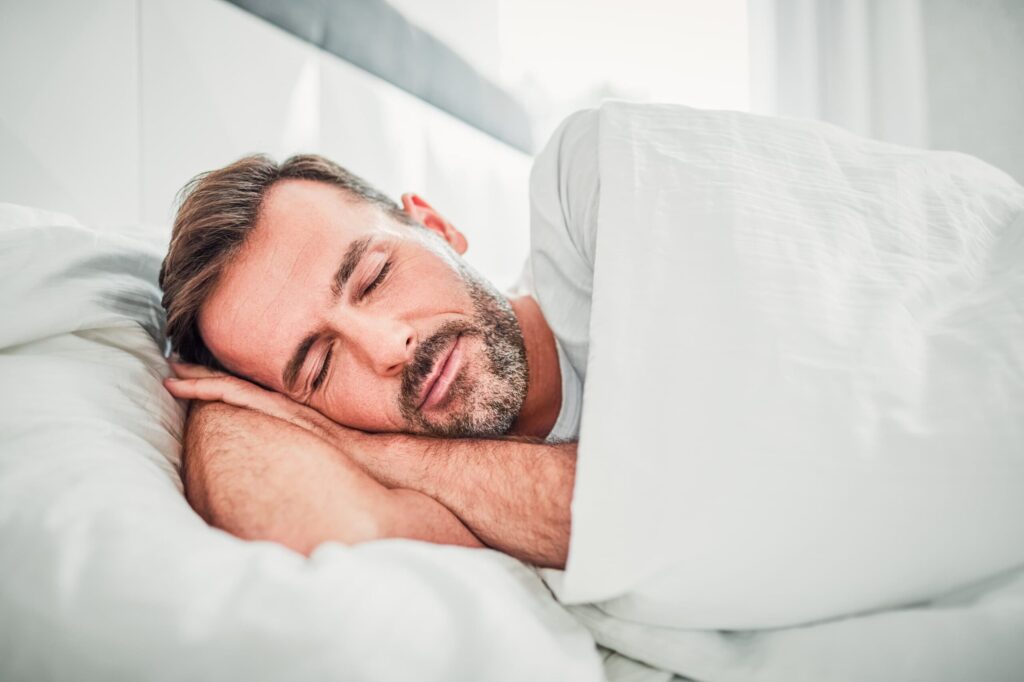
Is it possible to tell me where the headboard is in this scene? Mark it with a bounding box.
[223,0,534,153]
[0,0,533,289]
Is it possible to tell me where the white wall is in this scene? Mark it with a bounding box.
[0,0,140,227]
[0,0,532,289]
[139,0,323,227]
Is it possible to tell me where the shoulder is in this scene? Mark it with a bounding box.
[548,107,599,153]
[529,108,599,193]
[529,109,601,266]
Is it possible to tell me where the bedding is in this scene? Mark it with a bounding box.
[5,102,1024,682]
[0,204,603,681]
[573,565,1024,681]
[547,102,1024,634]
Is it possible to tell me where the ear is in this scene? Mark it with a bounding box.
[401,193,468,255]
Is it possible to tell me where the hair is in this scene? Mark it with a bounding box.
[159,153,416,369]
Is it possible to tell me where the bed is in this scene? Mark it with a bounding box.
[3,2,1024,681]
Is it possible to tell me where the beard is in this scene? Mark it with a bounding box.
[397,266,528,438]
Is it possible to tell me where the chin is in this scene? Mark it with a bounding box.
[415,356,522,438]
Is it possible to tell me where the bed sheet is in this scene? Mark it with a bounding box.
[575,566,1024,682]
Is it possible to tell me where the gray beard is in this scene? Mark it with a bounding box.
[397,267,528,438]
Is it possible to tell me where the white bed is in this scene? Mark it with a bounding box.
[3,2,1024,681]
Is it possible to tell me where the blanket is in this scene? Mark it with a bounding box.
[546,102,1024,678]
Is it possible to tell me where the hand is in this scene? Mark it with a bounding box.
[164,361,356,448]
[168,364,484,551]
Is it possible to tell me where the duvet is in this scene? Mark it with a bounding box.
[547,102,1024,679]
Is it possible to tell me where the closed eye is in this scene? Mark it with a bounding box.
[361,260,391,299]
[311,346,333,391]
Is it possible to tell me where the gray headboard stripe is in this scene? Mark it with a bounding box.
[223,0,535,152]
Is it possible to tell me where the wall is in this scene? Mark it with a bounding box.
[0,0,532,289]
[0,0,140,227]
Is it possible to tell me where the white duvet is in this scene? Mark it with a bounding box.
[0,205,603,682]
[548,103,1024,678]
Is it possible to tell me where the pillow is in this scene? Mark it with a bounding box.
[0,204,602,681]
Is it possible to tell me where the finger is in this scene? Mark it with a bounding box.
[168,361,228,380]
[164,377,233,402]
[165,376,296,422]
[164,376,262,408]
[164,377,338,442]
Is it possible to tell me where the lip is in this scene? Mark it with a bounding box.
[417,335,464,411]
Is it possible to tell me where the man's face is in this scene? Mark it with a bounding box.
[198,179,528,437]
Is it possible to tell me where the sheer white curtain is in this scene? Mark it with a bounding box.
[748,0,929,147]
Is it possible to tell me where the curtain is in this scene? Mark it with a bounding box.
[748,0,929,147]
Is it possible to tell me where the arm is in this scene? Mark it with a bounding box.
[182,401,483,555]
[166,368,571,566]
[346,434,576,569]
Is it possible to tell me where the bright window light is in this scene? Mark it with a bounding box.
[496,0,750,142]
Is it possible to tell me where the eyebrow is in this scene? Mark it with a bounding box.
[281,236,373,391]
[330,237,371,299]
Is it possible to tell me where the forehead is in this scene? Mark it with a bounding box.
[197,179,395,386]
[258,178,386,244]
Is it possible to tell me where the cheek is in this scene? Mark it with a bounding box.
[316,362,400,431]
[391,251,472,313]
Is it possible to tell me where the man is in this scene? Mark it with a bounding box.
[160,99,1024,623]
[161,110,600,567]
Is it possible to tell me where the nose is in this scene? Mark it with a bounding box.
[334,310,416,377]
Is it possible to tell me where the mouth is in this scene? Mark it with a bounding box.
[416,334,464,411]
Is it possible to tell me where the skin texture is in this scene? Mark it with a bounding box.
[198,181,532,438]
[166,181,575,566]
[181,401,483,554]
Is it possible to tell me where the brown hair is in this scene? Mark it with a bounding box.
[159,153,415,369]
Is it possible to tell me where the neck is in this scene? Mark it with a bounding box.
[507,295,562,440]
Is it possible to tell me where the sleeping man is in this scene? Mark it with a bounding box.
[160,110,601,567]
[160,102,1024,609]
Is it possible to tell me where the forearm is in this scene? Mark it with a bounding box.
[350,434,576,568]
[385,488,483,549]
[183,401,482,554]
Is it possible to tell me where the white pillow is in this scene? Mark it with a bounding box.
[0,204,602,681]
